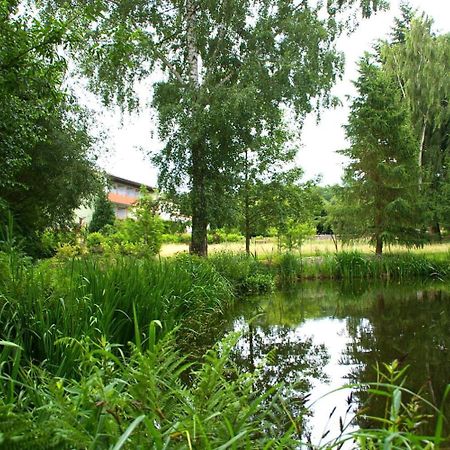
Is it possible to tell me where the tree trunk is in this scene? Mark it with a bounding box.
[430,222,442,242]
[190,142,208,256]
[244,149,250,255]
[186,0,207,256]
[418,118,426,187]
[375,236,383,255]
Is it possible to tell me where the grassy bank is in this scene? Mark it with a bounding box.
[207,250,449,287]
[272,251,450,285]
[1,251,449,448]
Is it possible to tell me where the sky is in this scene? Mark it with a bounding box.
[91,0,450,188]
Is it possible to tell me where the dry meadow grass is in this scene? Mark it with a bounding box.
[160,237,450,258]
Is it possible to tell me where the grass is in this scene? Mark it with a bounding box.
[1,250,449,448]
[0,254,235,377]
[160,236,450,258]
[0,332,298,449]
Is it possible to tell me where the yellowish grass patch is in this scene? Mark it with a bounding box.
[160,237,450,258]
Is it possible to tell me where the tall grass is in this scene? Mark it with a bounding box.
[0,332,297,449]
[209,252,274,294]
[290,251,450,283]
[0,255,234,377]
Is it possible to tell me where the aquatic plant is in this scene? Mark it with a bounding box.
[0,332,297,449]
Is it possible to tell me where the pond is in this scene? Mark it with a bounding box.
[222,280,450,445]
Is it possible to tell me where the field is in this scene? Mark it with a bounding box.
[160,236,450,258]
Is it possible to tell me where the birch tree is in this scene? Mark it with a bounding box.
[45,0,387,255]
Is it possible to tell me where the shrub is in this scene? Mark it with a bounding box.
[209,252,272,294]
[276,253,303,285]
[55,243,82,259]
[86,232,105,253]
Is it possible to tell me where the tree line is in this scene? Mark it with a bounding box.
[1,1,448,257]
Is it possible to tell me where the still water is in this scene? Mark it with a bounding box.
[223,280,450,445]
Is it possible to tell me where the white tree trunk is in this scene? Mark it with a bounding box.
[186,0,199,86]
[418,119,426,187]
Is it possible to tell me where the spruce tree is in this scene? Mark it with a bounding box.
[89,193,115,233]
[338,57,423,255]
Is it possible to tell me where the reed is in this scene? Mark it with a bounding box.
[0,333,297,449]
[0,254,234,377]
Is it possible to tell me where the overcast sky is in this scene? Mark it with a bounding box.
[91,0,450,187]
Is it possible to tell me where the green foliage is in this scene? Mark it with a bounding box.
[336,361,450,449]
[0,255,234,376]
[0,5,99,255]
[130,187,164,255]
[275,253,303,286]
[209,252,273,295]
[336,56,424,254]
[0,1,67,191]
[208,229,243,244]
[0,332,297,449]
[45,0,387,255]
[250,171,323,245]
[382,13,450,235]
[281,221,316,253]
[87,189,164,257]
[89,193,116,233]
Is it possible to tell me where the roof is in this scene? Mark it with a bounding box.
[108,174,154,192]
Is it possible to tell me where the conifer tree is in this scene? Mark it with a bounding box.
[337,57,423,255]
[89,193,115,233]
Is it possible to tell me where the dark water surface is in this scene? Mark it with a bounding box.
[222,280,450,444]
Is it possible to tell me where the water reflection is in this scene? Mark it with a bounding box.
[224,280,450,444]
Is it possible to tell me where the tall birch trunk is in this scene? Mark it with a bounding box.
[418,119,426,187]
[186,0,208,256]
[244,149,251,255]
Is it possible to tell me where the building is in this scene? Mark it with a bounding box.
[75,174,154,226]
[108,174,154,219]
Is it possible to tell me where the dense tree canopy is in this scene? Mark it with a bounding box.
[0,2,100,254]
[44,0,387,255]
[382,12,450,236]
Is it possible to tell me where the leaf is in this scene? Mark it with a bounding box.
[112,415,146,450]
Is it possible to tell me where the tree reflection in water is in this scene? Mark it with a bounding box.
[341,286,450,435]
[219,281,450,442]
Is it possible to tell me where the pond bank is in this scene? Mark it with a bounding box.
[0,251,449,448]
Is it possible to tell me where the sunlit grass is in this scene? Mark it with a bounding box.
[160,237,450,258]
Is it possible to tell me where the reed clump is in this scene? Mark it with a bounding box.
[0,331,298,449]
[0,254,234,376]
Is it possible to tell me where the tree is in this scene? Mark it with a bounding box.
[0,1,68,193]
[1,109,100,256]
[254,170,322,251]
[0,2,100,255]
[382,13,450,237]
[89,192,115,233]
[131,187,164,255]
[46,0,387,256]
[337,57,423,255]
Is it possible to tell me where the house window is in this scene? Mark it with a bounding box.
[116,207,127,219]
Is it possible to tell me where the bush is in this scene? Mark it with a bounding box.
[86,231,105,253]
[208,229,243,244]
[55,243,82,259]
[209,252,272,294]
